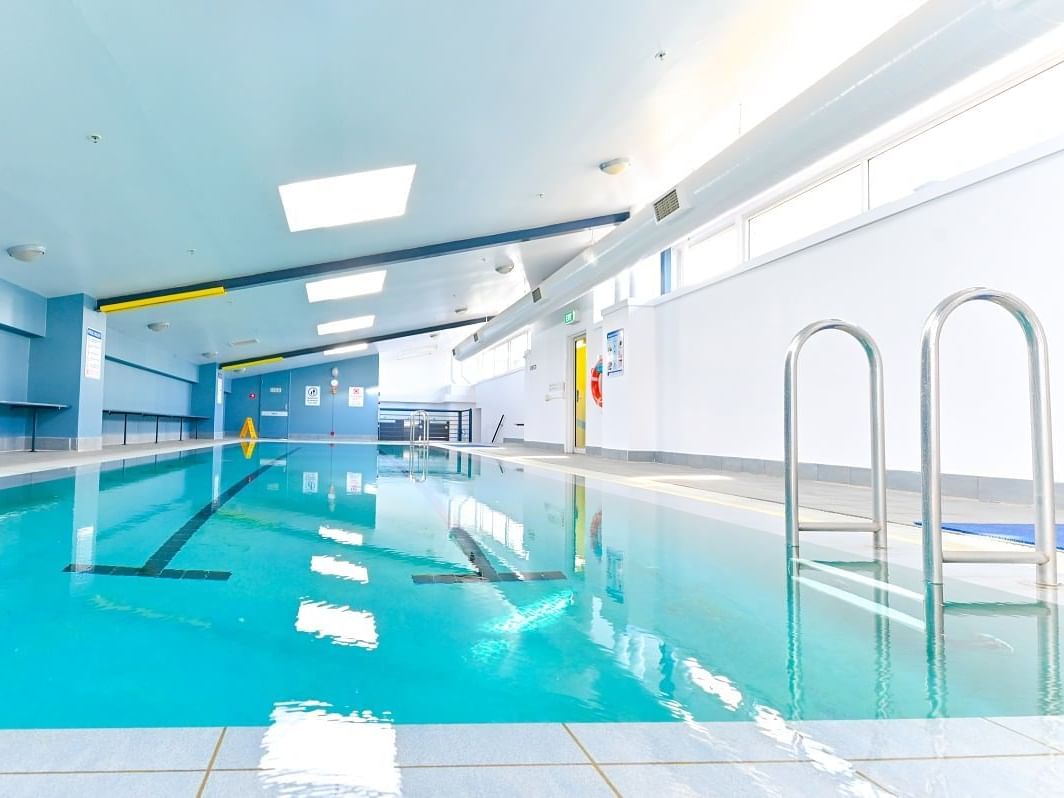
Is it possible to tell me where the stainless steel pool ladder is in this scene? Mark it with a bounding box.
[920,288,1057,590]
[409,410,429,445]
[784,320,887,557]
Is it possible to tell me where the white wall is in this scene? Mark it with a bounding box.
[474,369,525,442]
[524,145,1064,480]
[377,329,474,405]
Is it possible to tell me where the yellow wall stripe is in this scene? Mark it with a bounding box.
[99,286,226,313]
[221,356,284,371]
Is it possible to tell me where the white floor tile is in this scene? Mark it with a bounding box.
[0,771,203,798]
[394,723,586,765]
[396,764,614,797]
[216,722,585,770]
[603,761,891,798]
[987,715,1064,751]
[205,765,613,797]
[0,727,222,772]
[857,754,1064,797]
[789,717,1050,759]
[566,721,808,764]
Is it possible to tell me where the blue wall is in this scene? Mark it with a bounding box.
[0,278,45,441]
[103,360,193,415]
[226,355,379,438]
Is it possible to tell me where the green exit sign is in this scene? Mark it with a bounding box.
[563,310,577,325]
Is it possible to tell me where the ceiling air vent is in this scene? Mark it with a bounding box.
[531,287,543,303]
[229,338,259,347]
[653,187,682,222]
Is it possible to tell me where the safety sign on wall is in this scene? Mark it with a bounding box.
[216,375,224,405]
[348,386,364,408]
[606,328,624,376]
[346,472,363,494]
[302,472,319,494]
[84,328,103,380]
[305,385,321,406]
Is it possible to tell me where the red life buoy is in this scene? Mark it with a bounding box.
[590,357,603,407]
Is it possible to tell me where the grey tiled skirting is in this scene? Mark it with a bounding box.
[526,441,1056,503]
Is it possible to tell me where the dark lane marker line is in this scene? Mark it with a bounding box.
[63,449,301,580]
[411,526,566,585]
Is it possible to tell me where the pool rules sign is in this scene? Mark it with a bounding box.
[304,385,321,406]
[348,386,364,408]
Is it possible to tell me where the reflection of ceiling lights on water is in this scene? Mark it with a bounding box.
[295,600,378,649]
[489,590,575,634]
[311,555,369,584]
[260,701,399,794]
[318,526,364,546]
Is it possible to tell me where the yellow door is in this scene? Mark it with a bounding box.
[575,337,587,449]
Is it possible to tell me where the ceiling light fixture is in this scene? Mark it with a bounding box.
[146,321,170,332]
[201,351,218,359]
[317,315,375,336]
[6,244,46,262]
[278,164,416,232]
[454,306,468,314]
[323,342,369,356]
[229,338,260,347]
[599,157,631,176]
[306,270,387,303]
[494,262,515,275]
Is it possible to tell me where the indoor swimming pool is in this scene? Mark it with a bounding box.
[0,442,1059,730]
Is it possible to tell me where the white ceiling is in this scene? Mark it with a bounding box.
[0,0,925,364]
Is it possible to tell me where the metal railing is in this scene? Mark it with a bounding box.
[409,410,429,444]
[784,320,887,556]
[377,407,474,443]
[920,288,1057,589]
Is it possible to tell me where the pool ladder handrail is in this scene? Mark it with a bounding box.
[784,320,887,556]
[920,287,1057,589]
[409,410,430,445]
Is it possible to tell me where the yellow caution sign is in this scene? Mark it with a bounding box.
[240,440,257,460]
[239,417,258,440]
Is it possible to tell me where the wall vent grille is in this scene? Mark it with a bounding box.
[531,287,543,303]
[653,188,681,222]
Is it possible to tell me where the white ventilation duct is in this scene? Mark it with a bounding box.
[454,0,1064,361]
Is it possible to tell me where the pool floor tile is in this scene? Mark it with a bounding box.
[0,727,223,772]
[788,717,1051,760]
[0,770,204,798]
[857,754,1064,797]
[566,721,808,764]
[987,715,1064,751]
[602,761,890,797]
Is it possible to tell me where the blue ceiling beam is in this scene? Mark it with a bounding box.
[219,317,493,368]
[97,211,629,310]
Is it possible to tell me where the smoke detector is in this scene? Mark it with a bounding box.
[147,321,171,332]
[599,158,630,176]
[6,244,46,262]
[494,261,515,275]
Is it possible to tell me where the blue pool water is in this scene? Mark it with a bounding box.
[0,442,1059,728]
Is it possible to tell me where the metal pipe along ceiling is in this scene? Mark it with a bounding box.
[452,0,1064,361]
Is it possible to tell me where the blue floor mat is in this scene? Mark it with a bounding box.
[920,521,1064,550]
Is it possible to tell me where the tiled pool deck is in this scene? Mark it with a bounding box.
[1,717,1063,796]
[3,439,1064,796]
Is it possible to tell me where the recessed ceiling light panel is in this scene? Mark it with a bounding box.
[317,315,375,336]
[279,165,416,232]
[323,343,369,356]
[306,270,386,303]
